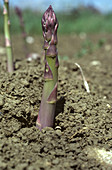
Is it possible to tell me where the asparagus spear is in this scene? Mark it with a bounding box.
[36,5,59,130]
[15,7,28,58]
[3,0,14,72]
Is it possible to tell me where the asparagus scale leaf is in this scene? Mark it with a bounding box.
[36,5,59,130]
[3,0,14,72]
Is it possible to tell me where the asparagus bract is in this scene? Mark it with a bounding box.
[3,0,14,72]
[36,5,59,130]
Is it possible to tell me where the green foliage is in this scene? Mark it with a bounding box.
[0,8,42,35]
[75,38,106,58]
[58,55,69,61]
[1,8,112,34]
[98,38,106,47]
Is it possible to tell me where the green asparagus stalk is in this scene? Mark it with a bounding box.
[3,0,14,72]
[36,5,59,130]
[15,7,28,58]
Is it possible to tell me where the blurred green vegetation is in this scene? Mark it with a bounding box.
[75,38,106,58]
[1,8,112,35]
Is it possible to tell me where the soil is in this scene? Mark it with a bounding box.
[0,33,112,170]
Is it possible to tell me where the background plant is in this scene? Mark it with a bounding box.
[15,6,28,58]
[3,0,14,72]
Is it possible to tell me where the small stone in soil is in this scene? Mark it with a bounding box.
[52,158,59,165]
[0,95,4,107]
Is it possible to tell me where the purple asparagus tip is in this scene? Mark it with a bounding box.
[42,5,59,47]
[15,7,22,18]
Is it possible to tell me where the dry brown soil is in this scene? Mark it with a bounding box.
[0,33,112,170]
